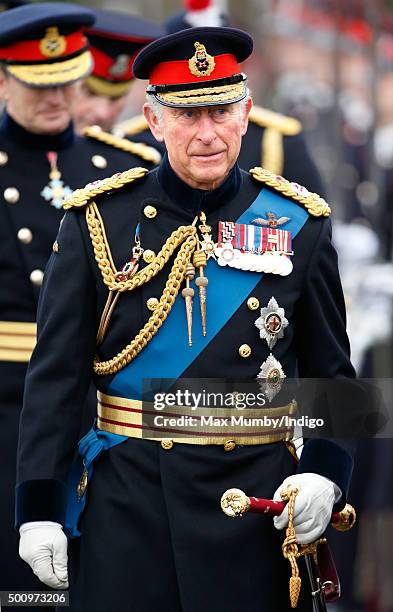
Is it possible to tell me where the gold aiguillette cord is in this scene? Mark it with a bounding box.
[281,486,327,609]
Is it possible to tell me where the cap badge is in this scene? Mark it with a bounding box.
[109,54,131,77]
[188,41,215,77]
[39,27,66,58]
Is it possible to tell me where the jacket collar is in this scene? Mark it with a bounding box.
[0,112,74,150]
[157,152,242,213]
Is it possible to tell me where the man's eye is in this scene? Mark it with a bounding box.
[180,110,196,119]
[212,108,228,118]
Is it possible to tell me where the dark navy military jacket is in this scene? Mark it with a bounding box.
[17,156,354,521]
[15,154,356,611]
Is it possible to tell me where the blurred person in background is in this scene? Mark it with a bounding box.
[74,7,164,157]
[0,2,160,607]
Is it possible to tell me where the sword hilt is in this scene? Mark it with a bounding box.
[220,488,356,531]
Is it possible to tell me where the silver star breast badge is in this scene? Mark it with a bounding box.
[254,297,288,349]
[257,354,286,402]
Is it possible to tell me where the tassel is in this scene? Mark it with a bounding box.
[193,250,208,336]
[182,263,196,346]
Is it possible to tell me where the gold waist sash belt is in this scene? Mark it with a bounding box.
[97,391,297,446]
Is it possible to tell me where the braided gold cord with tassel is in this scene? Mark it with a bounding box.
[281,487,328,608]
[86,202,197,293]
[93,231,197,375]
[84,201,198,375]
[281,487,302,608]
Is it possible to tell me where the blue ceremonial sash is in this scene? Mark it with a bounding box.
[108,188,309,400]
[65,424,127,538]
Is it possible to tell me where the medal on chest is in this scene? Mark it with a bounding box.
[116,224,144,281]
[41,151,73,209]
[214,212,293,276]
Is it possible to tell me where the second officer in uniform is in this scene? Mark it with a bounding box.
[0,1,160,600]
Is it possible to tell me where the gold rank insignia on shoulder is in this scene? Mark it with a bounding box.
[83,125,162,165]
[250,167,331,218]
[39,27,66,58]
[62,167,148,210]
[249,105,302,136]
[189,42,215,77]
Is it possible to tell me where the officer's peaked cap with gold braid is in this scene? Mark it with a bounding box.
[133,26,253,107]
[0,2,95,87]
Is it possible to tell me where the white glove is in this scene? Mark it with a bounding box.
[19,521,69,589]
[273,473,340,544]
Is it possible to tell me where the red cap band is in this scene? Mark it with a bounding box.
[0,30,87,62]
[150,53,239,85]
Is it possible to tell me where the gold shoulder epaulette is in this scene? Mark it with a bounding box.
[113,114,150,138]
[250,167,331,217]
[63,167,149,210]
[83,125,161,165]
[249,106,302,136]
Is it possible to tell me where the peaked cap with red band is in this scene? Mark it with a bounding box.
[85,9,164,99]
[0,1,95,87]
[133,26,253,107]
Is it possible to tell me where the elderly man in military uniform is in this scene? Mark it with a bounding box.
[0,1,160,602]
[16,27,354,611]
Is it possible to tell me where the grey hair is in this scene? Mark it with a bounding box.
[145,95,165,123]
[145,88,251,125]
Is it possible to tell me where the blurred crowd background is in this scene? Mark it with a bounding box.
[2,0,393,610]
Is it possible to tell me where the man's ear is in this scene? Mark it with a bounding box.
[143,102,164,143]
[0,68,9,102]
[240,96,253,136]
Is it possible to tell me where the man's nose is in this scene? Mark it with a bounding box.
[93,98,113,122]
[196,114,217,145]
[45,87,65,104]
